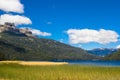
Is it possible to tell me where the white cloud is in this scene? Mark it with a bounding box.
[77,44,82,48]
[0,14,32,25]
[66,29,119,44]
[0,0,24,13]
[47,21,52,25]
[60,39,64,43]
[30,28,52,36]
[21,27,52,36]
[116,45,120,49]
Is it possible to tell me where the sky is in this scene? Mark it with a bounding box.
[0,0,120,50]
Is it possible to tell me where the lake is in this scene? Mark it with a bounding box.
[68,60,120,66]
[51,60,120,66]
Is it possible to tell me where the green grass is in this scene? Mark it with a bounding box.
[0,63,120,80]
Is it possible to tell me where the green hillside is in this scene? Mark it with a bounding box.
[0,31,97,61]
[104,49,120,60]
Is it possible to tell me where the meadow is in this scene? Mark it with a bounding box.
[0,63,120,80]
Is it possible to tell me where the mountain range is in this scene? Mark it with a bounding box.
[0,23,120,61]
[104,49,120,60]
[0,23,98,61]
[87,48,117,57]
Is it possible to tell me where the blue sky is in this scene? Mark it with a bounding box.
[0,0,120,50]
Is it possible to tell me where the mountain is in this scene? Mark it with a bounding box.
[0,23,97,61]
[87,48,117,57]
[104,49,120,60]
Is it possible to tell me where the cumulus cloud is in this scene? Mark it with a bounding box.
[116,45,120,49]
[21,27,52,36]
[66,29,119,44]
[29,28,52,36]
[0,0,24,13]
[0,14,32,25]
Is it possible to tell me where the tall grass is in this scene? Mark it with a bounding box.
[0,63,120,80]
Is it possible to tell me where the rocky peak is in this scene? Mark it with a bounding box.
[5,22,15,28]
[19,28,33,37]
[0,22,34,37]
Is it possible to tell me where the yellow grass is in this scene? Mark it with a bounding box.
[0,78,9,80]
[0,62,120,80]
[0,61,68,66]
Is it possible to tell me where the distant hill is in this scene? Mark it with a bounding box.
[0,31,98,61]
[87,48,117,57]
[104,49,120,60]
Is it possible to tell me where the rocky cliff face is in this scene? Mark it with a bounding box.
[0,22,33,37]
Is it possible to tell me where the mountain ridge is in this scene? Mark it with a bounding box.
[87,48,117,57]
[104,49,120,60]
[0,30,98,61]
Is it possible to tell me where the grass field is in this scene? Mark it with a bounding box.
[0,62,120,80]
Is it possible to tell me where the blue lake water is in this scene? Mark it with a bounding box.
[68,60,120,66]
[51,60,120,66]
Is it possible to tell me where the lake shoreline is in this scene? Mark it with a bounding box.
[1,60,120,66]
